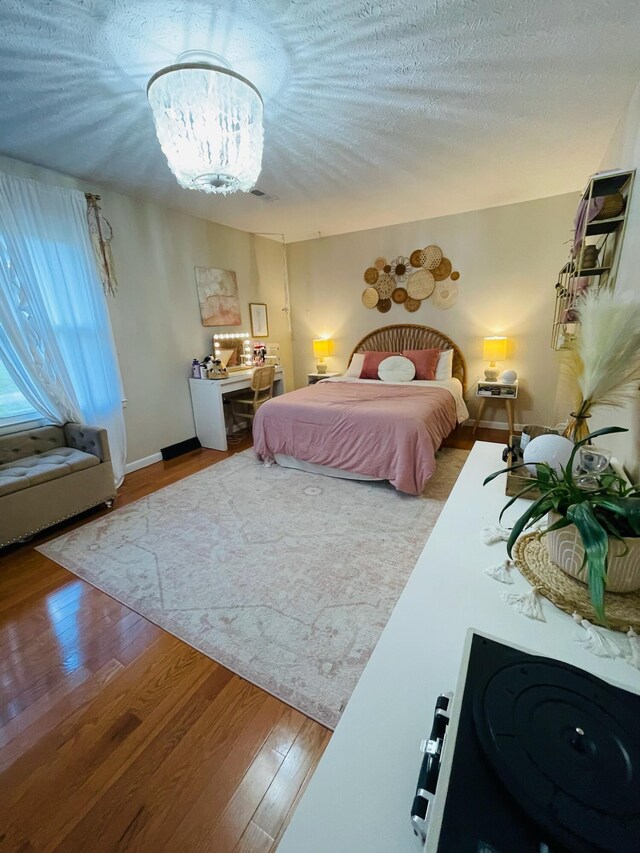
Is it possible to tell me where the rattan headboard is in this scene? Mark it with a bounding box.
[349,324,467,390]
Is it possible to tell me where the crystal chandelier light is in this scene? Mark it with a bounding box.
[147,51,263,195]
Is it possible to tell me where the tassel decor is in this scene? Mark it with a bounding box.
[502,587,546,622]
[484,560,515,584]
[480,524,510,545]
[575,618,624,660]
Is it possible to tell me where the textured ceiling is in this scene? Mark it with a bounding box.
[1,1,640,242]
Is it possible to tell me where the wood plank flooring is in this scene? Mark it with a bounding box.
[0,425,505,851]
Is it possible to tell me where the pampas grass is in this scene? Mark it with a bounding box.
[564,288,640,420]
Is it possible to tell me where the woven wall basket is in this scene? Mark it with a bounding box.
[375,273,395,299]
[377,298,392,313]
[362,286,379,308]
[432,283,458,309]
[419,245,443,270]
[404,297,421,312]
[409,249,423,268]
[433,257,452,281]
[374,256,387,270]
[407,269,435,300]
[364,267,379,285]
[392,287,408,303]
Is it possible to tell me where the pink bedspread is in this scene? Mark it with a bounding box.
[253,382,458,494]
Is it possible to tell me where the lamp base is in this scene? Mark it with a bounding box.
[484,366,499,381]
[316,363,327,374]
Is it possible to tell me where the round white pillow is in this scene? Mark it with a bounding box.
[378,355,416,383]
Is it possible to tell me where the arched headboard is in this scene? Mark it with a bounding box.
[349,324,467,391]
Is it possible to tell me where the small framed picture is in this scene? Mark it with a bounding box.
[249,302,269,337]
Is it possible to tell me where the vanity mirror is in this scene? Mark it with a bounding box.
[213,333,252,371]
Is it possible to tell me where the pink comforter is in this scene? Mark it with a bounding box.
[253,382,458,494]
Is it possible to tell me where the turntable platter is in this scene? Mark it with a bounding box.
[474,661,640,852]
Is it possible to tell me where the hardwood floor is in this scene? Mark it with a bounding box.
[0,425,505,851]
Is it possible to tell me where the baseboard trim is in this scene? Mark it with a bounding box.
[463,419,522,432]
[125,452,163,475]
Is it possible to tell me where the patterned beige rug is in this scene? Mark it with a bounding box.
[39,448,467,728]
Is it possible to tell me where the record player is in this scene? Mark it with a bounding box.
[411,631,640,852]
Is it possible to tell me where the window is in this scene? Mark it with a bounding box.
[0,359,39,425]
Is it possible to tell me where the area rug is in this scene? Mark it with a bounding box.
[38,448,468,729]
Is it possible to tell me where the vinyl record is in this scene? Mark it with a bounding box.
[375,273,395,299]
[377,298,392,313]
[433,257,452,281]
[420,245,443,270]
[404,297,421,312]
[407,268,435,300]
[409,249,423,268]
[364,266,379,285]
[362,286,379,308]
[432,282,458,309]
[374,256,387,271]
[392,287,408,304]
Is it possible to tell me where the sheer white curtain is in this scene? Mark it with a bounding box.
[0,172,126,485]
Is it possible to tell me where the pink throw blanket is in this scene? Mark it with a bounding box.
[253,382,457,494]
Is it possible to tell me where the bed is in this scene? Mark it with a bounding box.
[253,324,468,494]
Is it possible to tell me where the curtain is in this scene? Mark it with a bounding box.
[0,172,126,485]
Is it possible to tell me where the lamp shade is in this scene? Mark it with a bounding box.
[313,339,334,359]
[147,51,263,195]
[483,336,508,362]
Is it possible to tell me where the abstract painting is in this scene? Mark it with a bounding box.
[195,267,241,326]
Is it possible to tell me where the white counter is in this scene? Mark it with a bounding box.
[278,441,640,853]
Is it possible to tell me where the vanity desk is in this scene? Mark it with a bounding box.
[188,367,284,451]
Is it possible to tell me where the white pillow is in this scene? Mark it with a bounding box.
[345,352,365,377]
[435,348,453,380]
[378,355,416,383]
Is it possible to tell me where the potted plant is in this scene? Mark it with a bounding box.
[484,427,640,621]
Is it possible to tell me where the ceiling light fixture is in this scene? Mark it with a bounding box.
[147,50,263,195]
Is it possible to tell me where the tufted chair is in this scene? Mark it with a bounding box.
[0,423,116,547]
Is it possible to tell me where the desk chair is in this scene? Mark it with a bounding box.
[228,366,275,431]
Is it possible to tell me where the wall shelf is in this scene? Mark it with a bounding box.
[551,168,635,350]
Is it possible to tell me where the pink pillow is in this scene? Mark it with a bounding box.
[402,348,440,380]
[360,351,399,380]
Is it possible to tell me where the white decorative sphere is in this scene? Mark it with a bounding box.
[523,434,574,475]
[499,369,517,383]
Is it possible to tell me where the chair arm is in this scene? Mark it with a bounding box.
[63,423,112,463]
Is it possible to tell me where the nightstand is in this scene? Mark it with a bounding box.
[473,380,518,435]
[308,372,341,385]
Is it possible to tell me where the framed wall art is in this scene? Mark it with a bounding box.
[194,267,241,326]
[249,302,269,337]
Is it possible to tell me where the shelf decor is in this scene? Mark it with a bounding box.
[361,243,461,314]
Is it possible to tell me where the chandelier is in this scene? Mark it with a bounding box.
[147,51,263,195]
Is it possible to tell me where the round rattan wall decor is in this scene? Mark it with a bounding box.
[375,273,395,299]
[407,269,435,301]
[392,287,408,304]
[374,256,387,271]
[433,257,452,281]
[363,266,379,285]
[362,286,379,308]
[383,264,392,274]
[432,282,458,309]
[450,270,460,281]
[404,297,421,312]
[391,256,410,281]
[377,298,392,313]
[409,249,423,268]
[419,245,443,270]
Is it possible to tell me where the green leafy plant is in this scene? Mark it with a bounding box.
[483,427,640,621]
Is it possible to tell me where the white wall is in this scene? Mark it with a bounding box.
[286,193,578,428]
[0,155,293,465]
[588,78,640,479]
